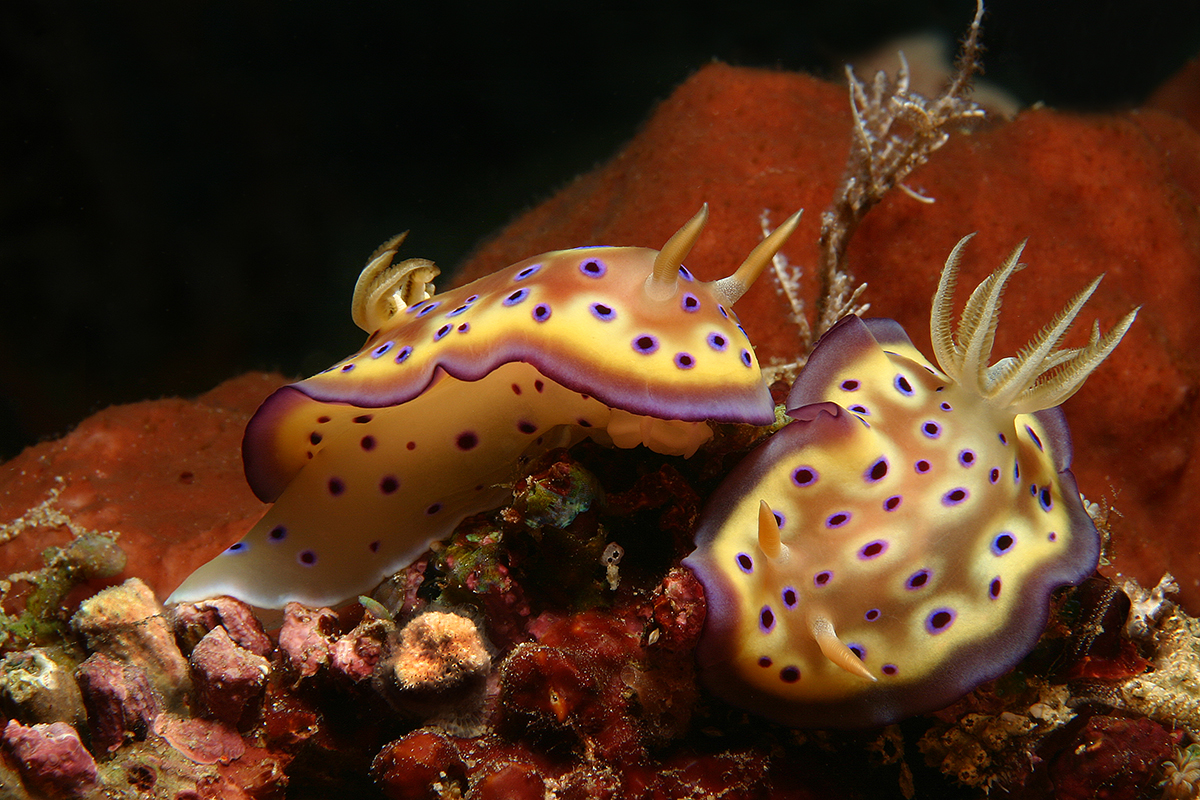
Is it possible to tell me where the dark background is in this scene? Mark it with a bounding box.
[3,0,1198,459]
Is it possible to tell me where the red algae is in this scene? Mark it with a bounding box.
[1049,715,1173,799]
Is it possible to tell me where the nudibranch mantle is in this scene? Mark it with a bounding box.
[683,236,1138,728]
[169,207,800,609]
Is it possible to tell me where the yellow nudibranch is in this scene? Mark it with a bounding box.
[683,235,1137,727]
[168,207,800,609]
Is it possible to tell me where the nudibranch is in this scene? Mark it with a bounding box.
[169,206,801,609]
[683,236,1138,728]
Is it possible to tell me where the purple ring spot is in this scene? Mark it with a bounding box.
[457,323,469,333]
[1048,530,1058,542]
[849,404,870,415]
[1013,460,1021,482]
[380,475,399,494]
[759,606,775,633]
[1030,483,1039,497]
[940,401,953,411]
[577,418,592,428]
[674,352,695,370]
[369,540,381,553]
[718,305,729,318]
[990,531,1015,555]
[394,345,413,364]
[225,542,247,554]
[825,512,851,529]
[989,577,1002,599]
[989,467,1000,484]
[678,265,694,281]
[791,466,818,487]
[858,540,888,560]
[532,303,552,322]
[739,349,753,367]
[958,449,976,467]
[328,477,345,496]
[579,258,606,278]
[456,432,479,451]
[926,608,956,634]
[517,420,537,434]
[865,608,881,622]
[914,459,931,474]
[446,304,470,318]
[589,303,616,321]
[942,487,969,505]
[758,656,772,668]
[416,301,441,318]
[736,553,753,573]
[360,435,376,451]
[706,332,728,351]
[922,420,942,439]
[840,379,860,391]
[309,432,322,446]
[268,525,287,542]
[297,550,317,567]
[848,643,866,661]
[503,288,530,306]
[782,587,797,608]
[434,324,451,341]
[813,570,833,587]
[371,342,394,358]
[882,664,898,676]
[864,457,889,482]
[426,503,442,515]
[894,374,914,395]
[465,294,479,303]
[1025,424,1044,451]
[1039,486,1053,511]
[514,263,542,280]
[632,334,659,354]
[780,666,800,683]
[905,569,931,590]
[339,363,355,373]
[883,495,902,512]
[353,414,373,424]
[681,292,700,313]
[998,432,1008,445]
[316,416,330,424]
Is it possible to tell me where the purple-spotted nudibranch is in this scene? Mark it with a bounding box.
[683,235,1138,727]
[168,206,800,609]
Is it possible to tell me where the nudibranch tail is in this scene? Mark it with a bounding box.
[712,210,803,305]
[931,234,1139,413]
[646,204,709,301]
[351,231,441,332]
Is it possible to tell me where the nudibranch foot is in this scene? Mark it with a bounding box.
[685,237,1134,728]
[170,207,802,610]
